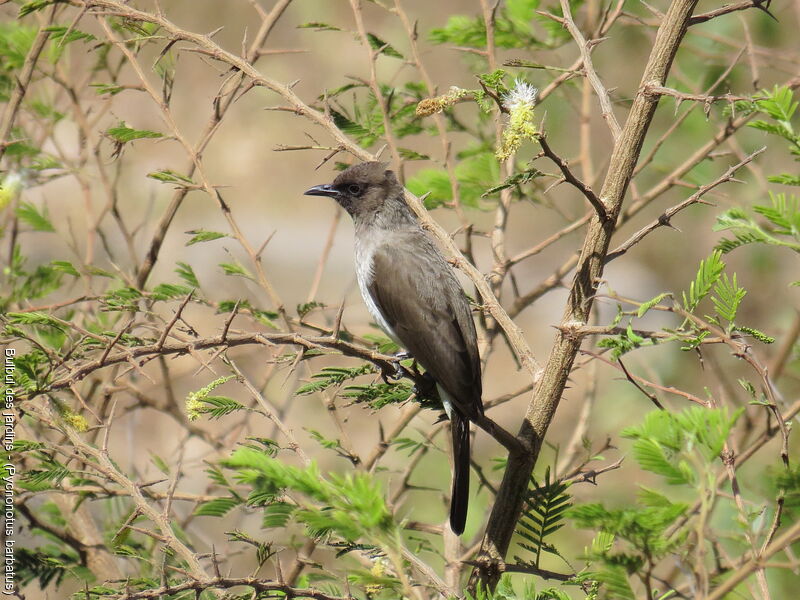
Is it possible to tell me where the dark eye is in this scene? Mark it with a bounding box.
[347,184,362,196]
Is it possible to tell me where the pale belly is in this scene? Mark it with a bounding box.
[354,239,400,344]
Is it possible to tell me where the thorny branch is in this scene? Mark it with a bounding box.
[3,0,797,598]
[470,0,705,591]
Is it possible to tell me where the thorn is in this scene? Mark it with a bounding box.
[206,26,224,39]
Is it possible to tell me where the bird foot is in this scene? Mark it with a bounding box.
[380,362,413,384]
[380,351,415,383]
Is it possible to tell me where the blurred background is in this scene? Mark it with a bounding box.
[2,0,799,597]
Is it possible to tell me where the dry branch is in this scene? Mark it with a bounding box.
[470,0,702,590]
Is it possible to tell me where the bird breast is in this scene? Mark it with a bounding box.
[354,235,400,344]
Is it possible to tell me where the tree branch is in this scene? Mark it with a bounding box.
[536,134,609,221]
[470,0,702,591]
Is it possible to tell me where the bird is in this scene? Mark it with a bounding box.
[304,161,484,535]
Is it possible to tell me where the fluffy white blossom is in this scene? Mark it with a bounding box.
[0,171,25,209]
[497,80,539,161]
[503,79,538,113]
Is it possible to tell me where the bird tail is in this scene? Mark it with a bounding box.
[449,412,470,535]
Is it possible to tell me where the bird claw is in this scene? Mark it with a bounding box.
[380,351,416,383]
[381,362,411,384]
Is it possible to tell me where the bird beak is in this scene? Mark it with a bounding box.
[303,184,339,198]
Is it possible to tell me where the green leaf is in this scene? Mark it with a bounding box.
[714,195,800,255]
[297,301,325,318]
[636,487,677,509]
[748,120,791,138]
[330,109,371,141]
[105,121,162,143]
[0,23,37,74]
[516,467,572,567]
[455,151,501,207]
[194,496,240,517]
[391,437,425,455]
[198,396,245,419]
[406,169,452,209]
[570,499,686,565]
[711,273,746,325]
[90,83,126,96]
[186,376,237,420]
[186,229,227,246]
[149,453,170,475]
[734,325,775,344]
[221,447,393,540]
[767,174,800,186]
[482,168,544,197]
[6,312,66,332]
[397,148,430,161]
[262,501,295,528]
[50,261,79,277]
[18,0,56,17]
[219,261,253,279]
[594,566,636,600]
[755,85,798,123]
[756,193,800,234]
[101,287,142,311]
[175,262,199,289]
[148,169,195,185]
[362,333,399,354]
[43,25,96,45]
[150,283,192,301]
[637,292,670,317]
[343,381,413,410]
[16,201,54,232]
[297,22,341,31]
[296,364,374,396]
[682,250,725,312]
[22,458,71,487]
[622,407,743,480]
[217,300,278,329]
[430,15,487,48]
[631,438,692,485]
[407,152,500,209]
[506,0,539,32]
[10,440,46,453]
[86,265,115,278]
[597,324,652,360]
[715,232,766,254]
[770,464,800,513]
[366,33,403,59]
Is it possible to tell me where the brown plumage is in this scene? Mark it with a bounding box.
[305,162,483,535]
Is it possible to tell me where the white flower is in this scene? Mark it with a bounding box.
[503,79,538,113]
[497,80,539,161]
[0,171,25,209]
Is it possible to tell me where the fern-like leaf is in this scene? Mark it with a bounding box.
[516,468,572,567]
[711,273,746,326]
[194,496,241,517]
[682,250,725,312]
[637,292,670,317]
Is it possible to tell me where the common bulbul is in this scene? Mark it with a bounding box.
[304,161,484,535]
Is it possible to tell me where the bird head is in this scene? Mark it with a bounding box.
[304,161,401,219]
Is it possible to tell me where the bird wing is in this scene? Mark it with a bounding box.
[366,233,482,418]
